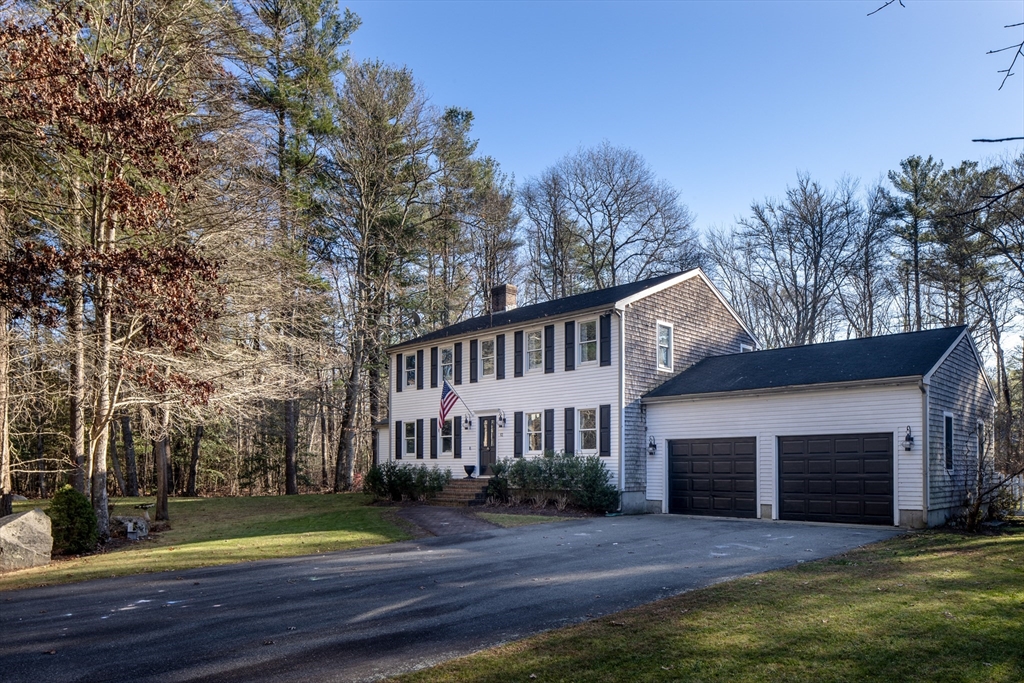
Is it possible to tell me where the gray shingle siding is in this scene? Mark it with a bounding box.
[926,336,994,522]
[623,277,754,495]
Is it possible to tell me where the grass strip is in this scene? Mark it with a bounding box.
[396,525,1024,683]
[1,493,408,591]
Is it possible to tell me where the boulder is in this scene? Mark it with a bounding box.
[11,494,28,501]
[0,508,53,572]
[110,516,149,541]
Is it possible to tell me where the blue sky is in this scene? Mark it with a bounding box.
[345,1,1024,232]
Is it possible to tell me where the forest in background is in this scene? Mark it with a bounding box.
[1,1,1023,537]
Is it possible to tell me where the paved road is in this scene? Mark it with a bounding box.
[1,514,900,682]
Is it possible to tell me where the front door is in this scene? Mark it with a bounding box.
[479,416,497,475]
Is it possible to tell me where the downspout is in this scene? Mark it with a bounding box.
[615,306,626,501]
[920,378,929,523]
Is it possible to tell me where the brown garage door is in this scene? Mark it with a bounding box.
[668,437,756,517]
[778,433,893,525]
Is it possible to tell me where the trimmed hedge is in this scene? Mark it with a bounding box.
[488,451,619,513]
[363,462,452,501]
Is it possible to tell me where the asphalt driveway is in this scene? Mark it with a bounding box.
[0,514,899,682]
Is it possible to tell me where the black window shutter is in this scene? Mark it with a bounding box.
[600,314,611,367]
[599,404,611,457]
[430,418,438,459]
[496,334,506,380]
[564,407,575,454]
[544,409,554,452]
[514,331,524,377]
[565,321,576,371]
[514,411,524,457]
[454,416,462,459]
[544,325,554,374]
[454,342,463,385]
[395,420,403,459]
[416,349,424,390]
[469,339,479,383]
[396,354,403,393]
[416,418,424,459]
[430,347,438,388]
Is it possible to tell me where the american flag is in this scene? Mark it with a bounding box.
[439,380,460,423]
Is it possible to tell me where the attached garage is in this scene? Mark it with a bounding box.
[642,326,995,528]
[668,437,756,517]
[778,433,893,525]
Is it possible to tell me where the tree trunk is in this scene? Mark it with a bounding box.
[156,408,170,521]
[69,273,86,494]
[319,380,329,489]
[186,424,203,497]
[35,423,45,498]
[89,268,113,539]
[335,340,362,492]
[0,302,10,496]
[285,398,298,494]
[108,424,126,497]
[121,415,139,496]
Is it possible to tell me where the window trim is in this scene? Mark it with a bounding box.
[526,411,543,453]
[577,407,598,453]
[578,319,598,365]
[526,329,544,372]
[656,321,673,372]
[740,342,754,353]
[480,337,496,378]
[404,421,417,458]
[440,345,454,384]
[440,418,454,455]
[405,353,417,387]
[943,412,954,472]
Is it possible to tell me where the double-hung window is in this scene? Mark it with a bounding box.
[480,339,495,377]
[578,320,597,364]
[657,322,673,371]
[578,408,597,451]
[441,418,453,455]
[404,421,417,457]
[526,411,542,452]
[405,354,417,387]
[440,346,454,383]
[527,330,543,371]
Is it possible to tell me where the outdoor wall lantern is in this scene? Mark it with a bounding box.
[464,415,473,430]
[648,437,657,456]
[498,409,507,429]
[904,426,914,451]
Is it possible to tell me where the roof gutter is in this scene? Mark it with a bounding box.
[641,375,924,404]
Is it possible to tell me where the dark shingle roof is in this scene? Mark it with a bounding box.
[644,326,968,400]
[389,271,686,351]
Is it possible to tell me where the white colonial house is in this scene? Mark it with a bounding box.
[380,269,994,527]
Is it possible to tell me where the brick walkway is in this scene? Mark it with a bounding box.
[396,505,498,536]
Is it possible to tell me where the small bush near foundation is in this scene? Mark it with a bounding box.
[47,485,98,555]
[363,462,451,501]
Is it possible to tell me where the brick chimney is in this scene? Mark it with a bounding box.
[491,284,517,313]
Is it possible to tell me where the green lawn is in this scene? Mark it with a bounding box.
[397,525,1024,683]
[1,493,409,592]
[475,512,569,528]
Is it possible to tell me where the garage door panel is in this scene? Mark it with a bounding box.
[779,433,893,526]
[668,438,756,518]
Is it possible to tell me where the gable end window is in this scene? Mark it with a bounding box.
[578,320,598,364]
[657,322,673,371]
[944,413,954,471]
[526,330,543,371]
[740,342,754,353]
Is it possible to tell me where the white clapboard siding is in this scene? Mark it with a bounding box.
[645,382,925,521]
[388,310,621,483]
